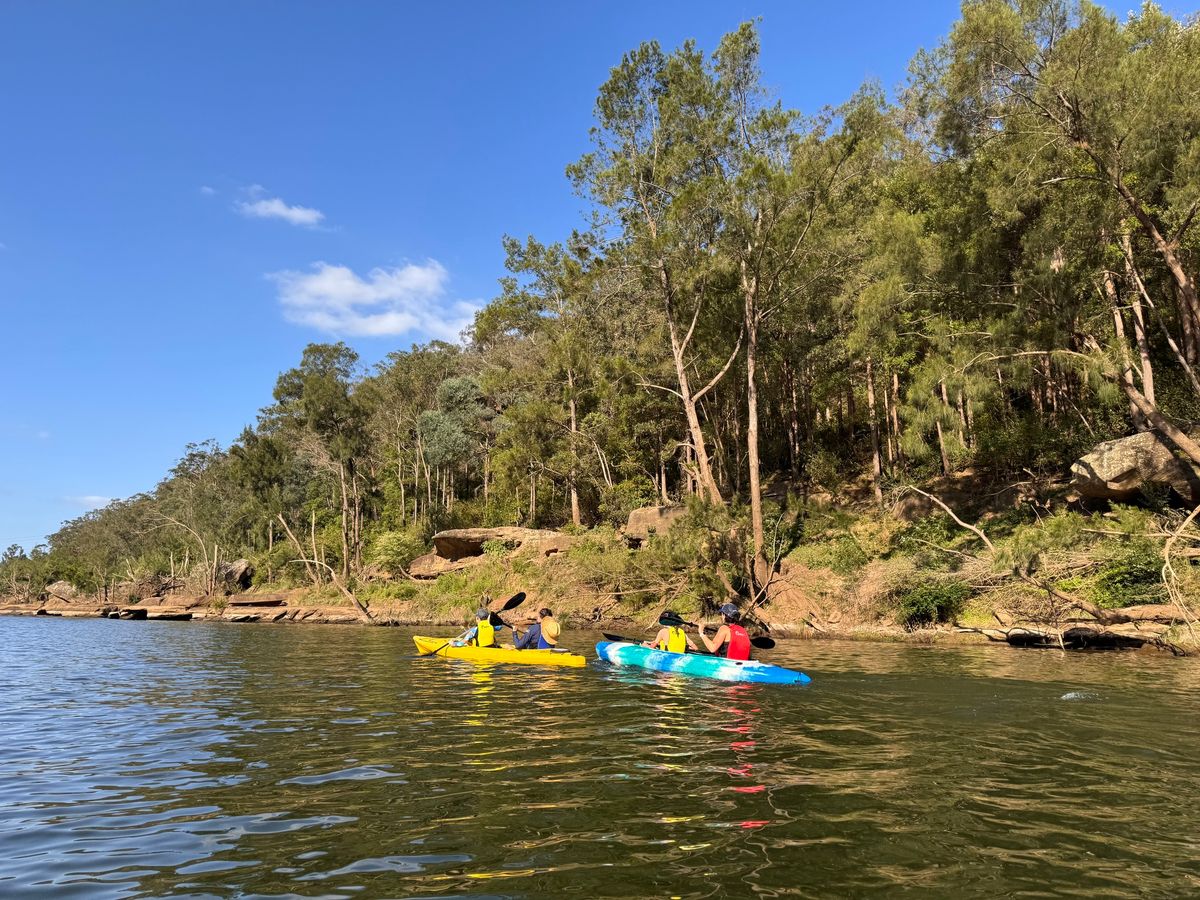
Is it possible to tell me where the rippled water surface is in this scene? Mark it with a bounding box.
[3,617,1200,898]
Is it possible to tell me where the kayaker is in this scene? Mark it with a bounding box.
[697,603,751,660]
[512,613,542,649]
[536,608,560,649]
[459,607,497,648]
[513,608,561,650]
[644,611,696,654]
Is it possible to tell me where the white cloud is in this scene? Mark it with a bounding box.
[199,185,216,195]
[236,185,324,227]
[268,259,478,339]
[66,495,111,509]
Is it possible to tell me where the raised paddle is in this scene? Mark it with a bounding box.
[419,591,527,658]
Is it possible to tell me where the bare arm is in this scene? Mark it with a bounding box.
[697,624,728,654]
[643,627,667,648]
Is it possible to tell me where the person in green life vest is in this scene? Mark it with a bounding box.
[643,610,696,654]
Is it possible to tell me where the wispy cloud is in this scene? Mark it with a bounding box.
[66,495,111,509]
[268,259,477,339]
[199,185,216,196]
[237,185,324,227]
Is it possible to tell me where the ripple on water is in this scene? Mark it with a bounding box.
[2,619,1200,898]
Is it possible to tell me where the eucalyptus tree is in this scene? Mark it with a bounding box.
[267,342,370,579]
[935,0,1200,460]
[569,39,743,507]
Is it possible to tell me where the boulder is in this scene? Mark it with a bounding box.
[216,559,255,593]
[625,505,687,544]
[408,552,487,579]
[44,581,78,603]
[1071,431,1200,502]
[431,527,563,561]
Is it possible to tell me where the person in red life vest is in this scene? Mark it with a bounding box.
[697,603,752,660]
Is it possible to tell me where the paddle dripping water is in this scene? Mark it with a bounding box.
[2,618,1200,897]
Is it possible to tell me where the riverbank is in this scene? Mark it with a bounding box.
[6,491,1198,655]
[3,589,1189,655]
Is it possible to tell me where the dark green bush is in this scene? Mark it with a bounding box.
[1091,545,1166,608]
[896,581,970,630]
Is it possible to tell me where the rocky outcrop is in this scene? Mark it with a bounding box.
[408,527,575,579]
[216,559,255,593]
[408,552,486,578]
[44,581,78,603]
[431,527,563,560]
[1071,431,1200,502]
[625,505,686,544]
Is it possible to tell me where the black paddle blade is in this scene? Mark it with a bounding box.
[750,636,776,649]
[602,632,632,643]
[501,591,527,611]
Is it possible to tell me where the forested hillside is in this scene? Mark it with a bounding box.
[6,3,1200,636]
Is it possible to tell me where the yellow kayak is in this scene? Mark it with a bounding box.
[412,635,586,667]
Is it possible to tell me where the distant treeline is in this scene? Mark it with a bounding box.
[5,3,1199,599]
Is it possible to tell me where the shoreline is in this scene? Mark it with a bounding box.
[2,598,1173,654]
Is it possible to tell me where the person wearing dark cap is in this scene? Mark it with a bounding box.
[644,610,696,654]
[457,606,498,648]
[697,603,751,660]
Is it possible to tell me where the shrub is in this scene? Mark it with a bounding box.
[895,581,970,630]
[1090,544,1167,608]
[368,528,427,575]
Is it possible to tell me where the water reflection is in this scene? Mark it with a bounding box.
[2,619,1200,897]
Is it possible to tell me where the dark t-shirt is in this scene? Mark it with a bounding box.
[513,622,542,649]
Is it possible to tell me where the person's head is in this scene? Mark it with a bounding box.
[475,608,488,621]
[538,608,553,621]
[719,602,741,624]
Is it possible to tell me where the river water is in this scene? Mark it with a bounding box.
[2,618,1199,898]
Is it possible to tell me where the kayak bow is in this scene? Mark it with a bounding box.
[594,640,810,685]
[413,635,586,667]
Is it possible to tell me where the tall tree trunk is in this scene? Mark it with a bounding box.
[891,372,904,467]
[1123,234,1156,409]
[738,258,766,556]
[567,369,582,526]
[866,357,883,505]
[654,249,728,506]
[337,463,351,581]
[1104,267,1142,427]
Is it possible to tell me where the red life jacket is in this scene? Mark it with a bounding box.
[725,623,751,660]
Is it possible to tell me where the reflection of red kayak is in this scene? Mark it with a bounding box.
[595,641,811,684]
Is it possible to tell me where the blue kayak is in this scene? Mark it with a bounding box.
[595,641,811,685]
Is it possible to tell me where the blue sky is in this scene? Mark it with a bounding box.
[0,0,1151,550]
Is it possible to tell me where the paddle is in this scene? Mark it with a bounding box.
[419,591,527,657]
[612,626,776,652]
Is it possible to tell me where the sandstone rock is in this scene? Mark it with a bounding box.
[408,552,488,579]
[1071,431,1200,502]
[45,581,78,603]
[216,559,255,593]
[625,506,687,544]
[431,527,563,561]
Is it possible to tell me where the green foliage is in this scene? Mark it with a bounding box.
[895,581,970,631]
[368,529,428,575]
[9,9,1200,619]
